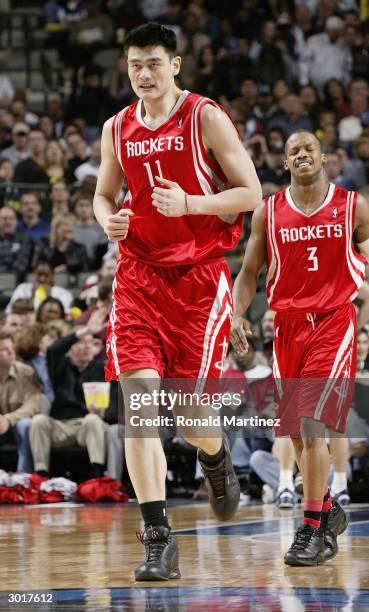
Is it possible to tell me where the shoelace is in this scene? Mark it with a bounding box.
[203,463,228,499]
[291,525,315,550]
[136,531,168,562]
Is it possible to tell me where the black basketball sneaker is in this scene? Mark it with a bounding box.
[320,499,348,561]
[284,523,325,566]
[198,435,240,521]
[135,525,181,581]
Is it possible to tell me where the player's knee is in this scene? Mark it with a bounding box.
[300,417,326,442]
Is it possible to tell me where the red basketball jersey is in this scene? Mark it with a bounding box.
[265,183,366,313]
[112,90,243,266]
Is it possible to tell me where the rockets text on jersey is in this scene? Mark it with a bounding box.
[112,90,243,266]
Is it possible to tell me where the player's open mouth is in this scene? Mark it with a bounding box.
[140,85,155,91]
[295,160,313,168]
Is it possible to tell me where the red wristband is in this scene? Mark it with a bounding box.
[184,193,189,215]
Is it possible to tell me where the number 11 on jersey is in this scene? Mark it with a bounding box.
[144,160,163,187]
[307,246,318,271]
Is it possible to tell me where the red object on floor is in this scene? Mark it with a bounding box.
[76,477,129,503]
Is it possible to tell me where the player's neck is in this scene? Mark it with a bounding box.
[290,177,330,213]
[141,87,183,126]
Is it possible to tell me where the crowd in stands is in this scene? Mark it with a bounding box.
[0,0,369,502]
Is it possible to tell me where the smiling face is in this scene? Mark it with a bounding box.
[284,132,326,185]
[127,45,181,102]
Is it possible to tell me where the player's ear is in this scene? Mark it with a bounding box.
[284,159,289,170]
[172,55,181,76]
[321,153,327,166]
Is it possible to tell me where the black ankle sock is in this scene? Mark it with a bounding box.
[140,500,169,529]
[199,442,226,466]
[89,462,105,479]
[37,470,49,477]
[304,510,321,523]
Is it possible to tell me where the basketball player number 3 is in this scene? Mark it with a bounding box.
[307,246,318,271]
[144,160,163,187]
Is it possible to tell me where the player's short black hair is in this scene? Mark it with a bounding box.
[123,23,177,56]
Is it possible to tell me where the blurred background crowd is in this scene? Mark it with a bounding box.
[0,0,369,505]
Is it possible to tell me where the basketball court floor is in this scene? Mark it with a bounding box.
[0,501,368,610]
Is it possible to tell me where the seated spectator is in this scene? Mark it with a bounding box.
[338,95,368,144]
[44,139,69,184]
[353,135,369,184]
[299,16,352,91]
[36,297,65,324]
[0,332,47,473]
[336,147,367,191]
[67,64,116,141]
[76,256,117,307]
[6,262,74,314]
[269,93,313,137]
[73,275,113,360]
[30,311,110,478]
[0,206,33,283]
[13,129,48,185]
[11,299,36,326]
[74,138,101,184]
[73,194,107,266]
[325,151,358,190]
[68,0,114,67]
[15,323,55,404]
[258,141,290,186]
[324,79,351,122]
[64,130,90,180]
[17,193,50,242]
[299,85,321,129]
[0,122,31,166]
[248,83,279,134]
[0,159,20,208]
[32,214,89,274]
[48,182,71,219]
[0,312,23,337]
[39,115,56,140]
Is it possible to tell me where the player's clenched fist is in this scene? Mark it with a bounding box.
[103,209,134,242]
[230,316,251,355]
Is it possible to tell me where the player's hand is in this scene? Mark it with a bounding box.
[0,416,10,435]
[152,177,186,217]
[103,209,134,242]
[230,316,252,355]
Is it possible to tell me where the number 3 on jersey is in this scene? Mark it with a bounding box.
[144,160,163,187]
[307,246,318,271]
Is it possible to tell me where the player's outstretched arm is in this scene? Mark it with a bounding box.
[93,118,133,242]
[231,203,267,354]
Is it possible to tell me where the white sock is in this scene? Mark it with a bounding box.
[278,469,294,492]
[331,471,347,495]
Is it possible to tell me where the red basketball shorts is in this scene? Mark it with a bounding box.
[273,303,357,436]
[105,255,232,380]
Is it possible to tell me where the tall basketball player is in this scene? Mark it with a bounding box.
[231,130,369,566]
[93,23,261,580]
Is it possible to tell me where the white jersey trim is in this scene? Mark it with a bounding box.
[114,106,129,170]
[345,191,365,292]
[285,183,335,218]
[195,271,232,395]
[135,90,189,131]
[267,196,281,303]
[314,319,354,421]
[109,268,122,377]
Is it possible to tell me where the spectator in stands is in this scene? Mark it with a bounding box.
[357,328,369,373]
[338,94,368,144]
[13,129,48,185]
[30,311,110,478]
[65,130,90,180]
[0,122,31,166]
[248,83,279,134]
[74,138,101,184]
[11,299,36,326]
[73,275,113,360]
[32,214,89,274]
[36,297,65,324]
[269,93,313,136]
[73,194,107,265]
[299,85,321,129]
[68,0,114,67]
[67,64,116,140]
[353,135,369,184]
[49,182,71,218]
[0,69,15,108]
[299,16,352,91]
[0,207,33,283]
[39,115,56,140]
[258,140,290,186]
[325,151,357,189]
[17,193,50,242]
[6,261,74,314]
[324,78,351,122]
[44,139,69,184]
[0,312,23,337]
[0,158,19,208]
[15,323,55,405]
[0,332,47,473]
